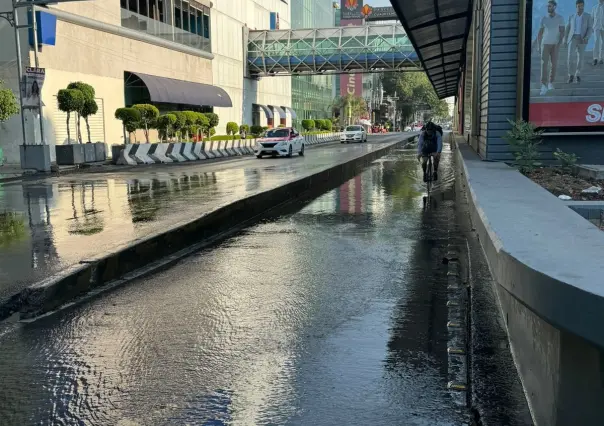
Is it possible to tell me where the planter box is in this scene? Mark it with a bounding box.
[56,143,108,165]
[56,144,85,165]
[20,144,51,172]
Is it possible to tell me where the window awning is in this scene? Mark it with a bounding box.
[282,106,297,119]
[126,71,232,107]
[389,0,472,99]
[269,105,286,119]
[254,104,274,119]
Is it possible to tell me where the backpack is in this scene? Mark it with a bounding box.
[423,131,438,152]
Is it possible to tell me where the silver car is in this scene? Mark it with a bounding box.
[340,125,367,143]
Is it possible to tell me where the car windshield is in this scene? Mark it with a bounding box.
[265,129,290,138]
[346,126,362,132]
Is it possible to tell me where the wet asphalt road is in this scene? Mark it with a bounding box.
[0,141,469,425]
[0,134,411,303]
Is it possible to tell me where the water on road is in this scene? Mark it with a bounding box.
[0,145,468,425]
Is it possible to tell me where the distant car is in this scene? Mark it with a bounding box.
[255,127,304,158]
[404,126,412,132]
[340,125,367,143]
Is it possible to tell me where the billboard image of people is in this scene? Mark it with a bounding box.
[529,0,604,126]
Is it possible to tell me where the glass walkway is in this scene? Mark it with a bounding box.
[246,24,421,76]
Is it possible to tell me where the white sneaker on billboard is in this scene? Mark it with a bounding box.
[547,83,554,90]
[540,84,547,95]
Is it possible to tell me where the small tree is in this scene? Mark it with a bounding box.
[170,111,187,141]
[250,125,263,136]
[240,124,250,135]
[504,119,543,173]
[157,113,177,141]
[67,82,96,143]
[301,119,315,132]
[181,111,198,141]
[114,107,140,144]
[205,112,219,129]
[132,104,159,143]
[0,80,19,123]
[226,121,238,137]
[553,148,579,172]
[193,112,209,141]
[58,89,85,144]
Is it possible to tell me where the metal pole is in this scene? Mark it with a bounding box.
[31,5,45,145]
[13,6,27,146]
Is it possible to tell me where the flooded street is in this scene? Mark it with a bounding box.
[0,145,468,425]
[0,135,405,303]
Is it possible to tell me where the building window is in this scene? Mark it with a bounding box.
[121,0,211,52]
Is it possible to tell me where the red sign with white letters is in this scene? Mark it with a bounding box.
[530,102,604,127]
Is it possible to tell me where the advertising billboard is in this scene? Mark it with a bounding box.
[529,0,604,127]
[341,0,363,20]
[340,18,363,98]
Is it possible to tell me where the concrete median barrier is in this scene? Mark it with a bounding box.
[12,134,414,321]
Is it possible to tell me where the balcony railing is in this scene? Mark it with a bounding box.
[121,9,210,53]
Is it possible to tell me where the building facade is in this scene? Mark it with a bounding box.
[0,0,291,165]
[290,0,335,129]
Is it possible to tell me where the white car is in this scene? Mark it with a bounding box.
[255,127,305,158]
[340,125,367,143]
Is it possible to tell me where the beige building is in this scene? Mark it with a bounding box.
[0,0,291,165]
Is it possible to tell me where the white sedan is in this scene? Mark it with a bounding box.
[340,125,367,143]
[255,127,305,158]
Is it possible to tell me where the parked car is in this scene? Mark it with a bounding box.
[255,127,304,158]
[340,125,367,143]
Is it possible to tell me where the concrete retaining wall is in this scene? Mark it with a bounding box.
[111,133,342,165]
[14,135,411,321]
[455,139,604,426]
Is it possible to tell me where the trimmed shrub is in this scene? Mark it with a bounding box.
[132,104,160,143]
[250,125,263,136]
[58,89,85,144]
[157,113,177,141]
[205,112,219,129]
[114,107,140,144]
[301,119,315,131]
[226,121,239,135]
[239,124,250,134]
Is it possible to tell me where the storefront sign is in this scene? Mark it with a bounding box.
[341,0,363,20]
[23,67,45,108]
[529,0,603,127]
[365,6,398,21]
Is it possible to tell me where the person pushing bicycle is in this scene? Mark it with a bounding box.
[416,122,443,182]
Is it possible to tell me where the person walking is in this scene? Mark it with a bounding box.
[565,0,593,83]
[535,0,565,95]
[592,0,604,64]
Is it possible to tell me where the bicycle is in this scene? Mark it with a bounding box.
[425,154,434,196]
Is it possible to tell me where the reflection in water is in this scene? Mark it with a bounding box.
[0,146,467,425]
[67,183,105,235]
[0,211,27,248]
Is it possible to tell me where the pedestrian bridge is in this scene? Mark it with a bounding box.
[246,24,421,76]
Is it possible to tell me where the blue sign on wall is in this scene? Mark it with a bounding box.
[28,11,57,47]
[270,12,280,30]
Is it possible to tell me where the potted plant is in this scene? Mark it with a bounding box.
[132,104,159,143]
[56,88,86,165]
[157,113,177,142]
[115,107,141,144]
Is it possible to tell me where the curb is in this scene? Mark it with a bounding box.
[5,136,413,321]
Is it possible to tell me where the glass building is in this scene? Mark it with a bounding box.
[291,0,335,129]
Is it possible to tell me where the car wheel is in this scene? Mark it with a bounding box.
[256,154,262,159]
[299,144,305,156]
[287,145,293,158]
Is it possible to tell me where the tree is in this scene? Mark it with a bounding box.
[381,72,449,124]
[180,111,199,140]
[157,113,177,141]
[195,112,210,140]
[170,111,187,141]
[250,125,263,136]
[67,82,96,143]
[226,121,238,139]
[58,89,85,144]
[114,107,140,144]
[0,80,19,123]
[205,112,219,129]
[333,95,368,125]
[240,124,250,135]
[132,104,159,143]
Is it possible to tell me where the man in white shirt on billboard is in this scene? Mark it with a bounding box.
[535,0,565,95]
[592,0,604,65]
[565,0,593,83]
